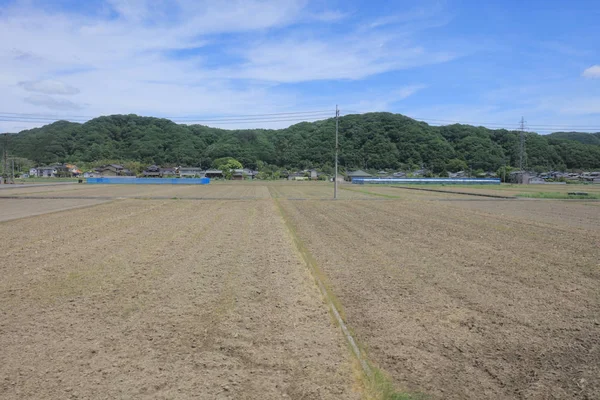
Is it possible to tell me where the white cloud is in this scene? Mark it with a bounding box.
[558,97,600,115]
[216,36,455,83]
[582,65,600,79]
[19,80,80,95]
[396,84,427,100]
[309,10,348,22]
[24,95,83,110]
[0,0,458,131]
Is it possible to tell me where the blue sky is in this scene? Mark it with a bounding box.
[0,0,599,133]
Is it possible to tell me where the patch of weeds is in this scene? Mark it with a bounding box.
[516,192,600,199]
[365,367,429,400]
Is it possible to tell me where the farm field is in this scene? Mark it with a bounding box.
[0,198,109,222]
[0,198,357,400]
[1,182,599,399]
[0,182,272,199]
[373,183,600,198]
[279,196,600,399]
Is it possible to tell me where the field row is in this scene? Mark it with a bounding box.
[1,184,599,399]
[0,200,357,399]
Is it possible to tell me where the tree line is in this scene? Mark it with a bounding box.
[3,113,600,173]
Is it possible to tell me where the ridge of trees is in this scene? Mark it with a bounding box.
[3,113,600,173]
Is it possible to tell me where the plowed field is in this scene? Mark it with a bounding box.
[1,182,599,399]
[0,198,357,399]
[278,197,600,399]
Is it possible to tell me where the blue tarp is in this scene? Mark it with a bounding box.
[87,177,210,185]
[352,178,500,185]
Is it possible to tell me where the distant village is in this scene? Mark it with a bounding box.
[27,164,260,180]
[23,163,600,184]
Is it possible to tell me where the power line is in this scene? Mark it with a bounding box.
[1,110,599,132]
[171,110,334,120]
[181,116,332,125]
[340,111,600,131]
[0,109,334,121]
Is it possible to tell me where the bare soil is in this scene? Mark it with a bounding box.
[387,184,600,198]
[0,199,358,399]
[3,184,599,400]
[279,198,600,399]
[441,199,600,231]
[0,198,109,222]
[0,183,271,199]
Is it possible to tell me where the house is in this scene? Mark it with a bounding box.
[204,169,223,179]
[346,170,372,182]
[231,169,245,180]
[65,164,82,176]
[142,165,162,177]
[36,166,58,177]
[287,172,307,181]
[528,177,546,184]
[242,168,258,179]
[179,167,205,177]
[309,169,318,180]
[160,167,177,177]
[449,171,466,178]
[95,164,131,176]
[29,168,38,177]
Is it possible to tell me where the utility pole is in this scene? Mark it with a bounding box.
[519,116,526,172]
[518,116,526,184]
[1,134,9,184]
[334,105,339,199]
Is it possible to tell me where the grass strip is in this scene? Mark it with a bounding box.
[516,192,600,199]
[389,185,516,199]
[274,198,427,400]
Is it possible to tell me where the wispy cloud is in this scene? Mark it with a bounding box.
[24,95,83,110]
[217,36,455,82]
[582,65,600,79]
[308,9,348,22]
[19,80,80,95]
[396,84,427,100]
[0,0,461,132]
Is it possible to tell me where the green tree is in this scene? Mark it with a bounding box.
[446,158,468,172]
[213,157,243,180]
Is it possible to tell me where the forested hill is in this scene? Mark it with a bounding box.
[546,131,600,145]
[4,113,600,172]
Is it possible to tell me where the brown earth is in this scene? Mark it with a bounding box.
[0,183,271,199]
[0,198,109,222]
[0,199,358,399]
[387,184,600,198]
[440,199,600,231]
[279,198,600,399]
[3,183,600,400]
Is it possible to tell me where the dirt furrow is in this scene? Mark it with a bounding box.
[279,199,600,399]
[0,199,357,399]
